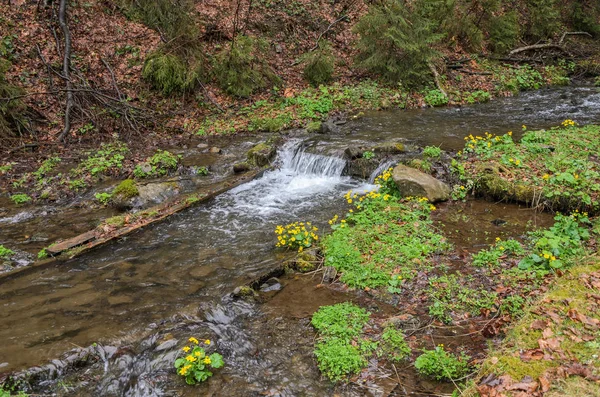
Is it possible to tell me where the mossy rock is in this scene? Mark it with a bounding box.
[294,249,319,272]
[346,158,380,179]
[474,162,536,204]
[306,121,322,133]
[407,158,432,174]
[374,142,405,154]
[113,179,139,199]
[233,162,252,173]
[247,142,276,166]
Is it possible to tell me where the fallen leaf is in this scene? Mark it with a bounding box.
[520,349,545,361]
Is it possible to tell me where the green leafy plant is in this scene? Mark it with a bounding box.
[134,150,180,178]
[422,146,442,159]
[0,245,14,259]
[464,90,491,104]
[414,345,472,381]
[472,238,524,268]
[424,89,448,107]
[37,248,48,259]
[33,157,61,180]
[312,303,371,381]
[274,221,319,252]
[379,326,411,362]
[174,337,224,385]
[10,194,31,205]
[362,151,375,160]
[74,142,129,177]
[94,192,113,205]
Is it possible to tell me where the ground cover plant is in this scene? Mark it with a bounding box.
[174,337,224,385]
[455,122,600,213]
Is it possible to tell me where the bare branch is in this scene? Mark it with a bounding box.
[57,0,73,143]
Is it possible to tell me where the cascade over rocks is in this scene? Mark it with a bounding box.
[392,164,450,203]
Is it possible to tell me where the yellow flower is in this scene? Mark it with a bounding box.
[189,337,199,344]
[542,174,549,180]
[507,131,512,136]
[182,346,191,353]
[496,237,501,242]
[204,357,211,365]
[543,253,550,259]
[185,355,197,362]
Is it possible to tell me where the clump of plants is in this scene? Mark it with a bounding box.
[74,142,129,178]
[134,150,180,178]
[378,325,411,362]
[112,179,139,198]
[414,345,472,381]
[142,51,204,95]
[302,40,335,87]
[274,221,319,252]
[94,192,113,205]
[311,302,371,381]
[10,194,31,205]
[472,238,524,268]
[213,36,279,98]
[424,89,448,107]
[0,245,14,259]
[174,337,224,385]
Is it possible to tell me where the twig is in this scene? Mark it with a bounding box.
[559,31,592,45]
[310,15,347,51]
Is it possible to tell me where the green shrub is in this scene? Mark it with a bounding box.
[354,0,443,87]
[464,90,491,104]
[424,89,448,107]
[113,179,139,198]
[0,245,14,259]
[524,0,561,41]
[311,302,370,340]
[121,0,197,43]
[142,51,203,95]
[302,41,335,87]
[414,345,472,381]
[422,146,442,159]
[213,36,279,98]
[570,3,600,37]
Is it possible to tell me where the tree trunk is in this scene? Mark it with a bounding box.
[57,0,73,143]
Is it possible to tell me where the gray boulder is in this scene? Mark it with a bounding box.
[392,164,450,203]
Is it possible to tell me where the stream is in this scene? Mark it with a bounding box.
[1,85,600,396]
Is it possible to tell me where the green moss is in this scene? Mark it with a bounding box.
[113,179,139,199]
[306,121,322,133]
[493,355,555,380]
[104,215,126,228]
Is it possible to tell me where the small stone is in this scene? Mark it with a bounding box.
[344,146,364,160]
[322,266,337,283]
[210,147,221,154]
[260,277,282,292]
[155,339,178,352]
[197,143,209,149]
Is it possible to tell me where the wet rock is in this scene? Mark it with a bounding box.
[233,162,252,173]
[344,146,364,160]
[247,142,276,166]
[210,147,222,154]
[134,182,180,207]
[322,266,337,283]
[233,285,258,299]
[392,164,450,203]
[155,339,178,352]
[386,313,420,330]
[318,121,340,134]
[474,162,535,203]
[260,277,282,292]
[275,44,283,53]
[111,179,140,210]
[346,158,379,179]
[374,141,405,154]
[197,143,209,149]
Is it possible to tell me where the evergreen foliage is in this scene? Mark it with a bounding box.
[524,0,561,41]
[122,0,197,43]
[142,51,203,95]
[302,40,335,87]
[354,0,443,87]
[488,11,520,54]
[0,59,26,137]
[213,36,280,98]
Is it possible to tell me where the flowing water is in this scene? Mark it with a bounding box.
[1,86,600,395]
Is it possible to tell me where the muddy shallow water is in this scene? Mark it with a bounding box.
[0,86,599,395]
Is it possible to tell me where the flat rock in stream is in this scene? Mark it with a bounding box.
[392,164,450,203]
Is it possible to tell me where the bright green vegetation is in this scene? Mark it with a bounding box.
[94,192,113,205]
[424,89,448,107]
[472,238,524,268]
[378,326,411,362]
[456,123,600,213]
[32,157,61,180]
[302,40,335,87]
[323,192,450,291]
[142,51,202,95]
[174,338,224,385]
[134,150,180,178]
[73,142,129,177]
[311,303,413,382]
[0,245,14,259]
[312,303,371,381]
[463,90,491,104]
[415,345,472,381]
[10,194,31,205]
[428,273,498,324]
[362,151,375,160]
[112,179,139,198]
[422,145,442,160]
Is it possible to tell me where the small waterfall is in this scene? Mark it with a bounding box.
[277,141,346,177]
[368,159,397,183]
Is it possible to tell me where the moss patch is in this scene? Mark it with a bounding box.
[113,179,139,199]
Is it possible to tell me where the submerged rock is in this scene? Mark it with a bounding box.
[374,142,405,154]
[392,164,450,202]
[233,162,252,173]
